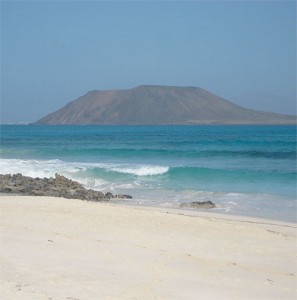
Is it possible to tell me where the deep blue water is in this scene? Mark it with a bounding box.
[0,125,296,221]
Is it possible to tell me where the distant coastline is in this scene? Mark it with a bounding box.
[1,123,296,127]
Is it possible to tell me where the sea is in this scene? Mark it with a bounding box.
[0,125,296,222]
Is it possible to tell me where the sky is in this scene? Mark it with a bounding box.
[1,0,296,124]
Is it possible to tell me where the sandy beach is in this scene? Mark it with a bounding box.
[0,195,296,299]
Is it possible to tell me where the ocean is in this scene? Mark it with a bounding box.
[0,125,296,222]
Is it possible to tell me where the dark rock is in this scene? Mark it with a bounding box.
[180,200,216,209]
[0,173,132,202]
[104,192,114,199]
[117,194,133,199]
[105,192,133,200]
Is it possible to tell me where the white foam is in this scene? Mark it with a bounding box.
[1,159,63,178]
[71,176,110,190]
[0,159,168,192]
[0,158,90,181]
[0,159,169,179]
[110,165,169,176]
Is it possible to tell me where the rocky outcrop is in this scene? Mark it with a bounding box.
[180,201,216,209]
[0,173,132,201]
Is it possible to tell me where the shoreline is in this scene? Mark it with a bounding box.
[1,195,296,299]
[115,201,297,226]
[1,192,296,225]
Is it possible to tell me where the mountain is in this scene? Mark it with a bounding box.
[35,85,296,125]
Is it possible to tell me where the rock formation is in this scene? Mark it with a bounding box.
[0,173,132,201]
[180,201,216,209]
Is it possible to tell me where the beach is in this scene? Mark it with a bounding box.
[1,195,296,299]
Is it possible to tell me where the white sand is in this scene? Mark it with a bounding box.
[0,195,296,300]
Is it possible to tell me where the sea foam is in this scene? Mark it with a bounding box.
[0,159,169,190]
[109,165,169,176]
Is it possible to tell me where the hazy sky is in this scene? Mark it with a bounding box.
[1,0,296,123]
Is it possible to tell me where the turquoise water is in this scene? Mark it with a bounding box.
[0,125,296,221]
